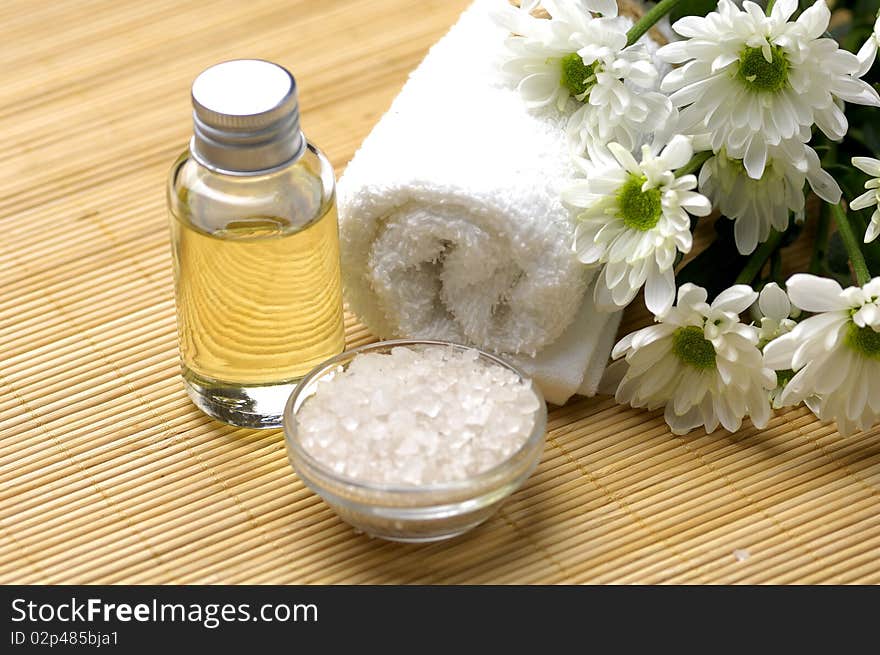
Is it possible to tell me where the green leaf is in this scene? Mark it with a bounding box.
[848,209,880,276]
[669,0,717,23]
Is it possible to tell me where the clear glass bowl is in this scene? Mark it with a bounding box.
[282,339,548,542]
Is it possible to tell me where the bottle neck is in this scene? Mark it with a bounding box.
[190,115,305,176]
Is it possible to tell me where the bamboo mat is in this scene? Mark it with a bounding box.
[2,0,879,585]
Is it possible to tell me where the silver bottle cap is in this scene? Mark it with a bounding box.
[190,59,305,174]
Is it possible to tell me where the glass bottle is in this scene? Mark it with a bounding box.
[167,59,345,429]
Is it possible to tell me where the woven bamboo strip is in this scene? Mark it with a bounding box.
[0,4,321,121]
[0,5,454,177]
[2,438,286,538]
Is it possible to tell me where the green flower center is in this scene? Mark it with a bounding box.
[617,174,663,231]
[737,45,789,93]
[672,326,717,371]
[560,52,598,98]
[719,150,746,174]
[846,322,880,359]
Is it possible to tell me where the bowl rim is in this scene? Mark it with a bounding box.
[283,338,548,496]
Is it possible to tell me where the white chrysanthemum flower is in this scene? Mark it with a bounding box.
[494,1,669,153]
[564,29,673,159]
[763,274,880,435]
[563,135,712,314]
[850,156,880,243]
[856,13,880,76]
[610,283,776,435]
[658,0,880,179]
[493,1,619,111]
[493,4,589,111]
[698,138,842,254]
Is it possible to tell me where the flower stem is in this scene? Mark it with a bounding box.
[735,229,784,285]
[770,249,783,284]
[829,201,872,285]
[809,201,830,275]
[626,0,684,46]
[674,150,712,178]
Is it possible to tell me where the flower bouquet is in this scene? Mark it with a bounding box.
[496,0,880,436]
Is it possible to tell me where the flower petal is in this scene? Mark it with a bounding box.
[661,134,694,170]
[852,156,880,177]
[576,0,618,18]
[763,332,797,370]
[743,137,768,180]
[518,73,560,108]
[644,265,676,316]
[853,304,880,328]
[866,215,880,243]
[712,284,758,314]
[856,38,879,78]
[850,189,878,212]
[758,282,791,321]
[786,274,848,312]
[796,0,831,40]
[678,283,708,308]
[608,142,641,175]
[771,0,798,22]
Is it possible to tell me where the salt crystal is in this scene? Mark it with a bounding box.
[395,439,419,457]
[399,460,424,486]
[464,404,492,427]
[370,389,392,416]
[415,398,441,418]
[295,345,542,486]
[389,408,416,432]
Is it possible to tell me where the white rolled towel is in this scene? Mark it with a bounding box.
[338,0,621,404]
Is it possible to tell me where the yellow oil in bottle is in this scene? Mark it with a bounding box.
[171,205,345,384]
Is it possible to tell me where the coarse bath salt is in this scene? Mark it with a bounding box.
[295,345,542,486]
